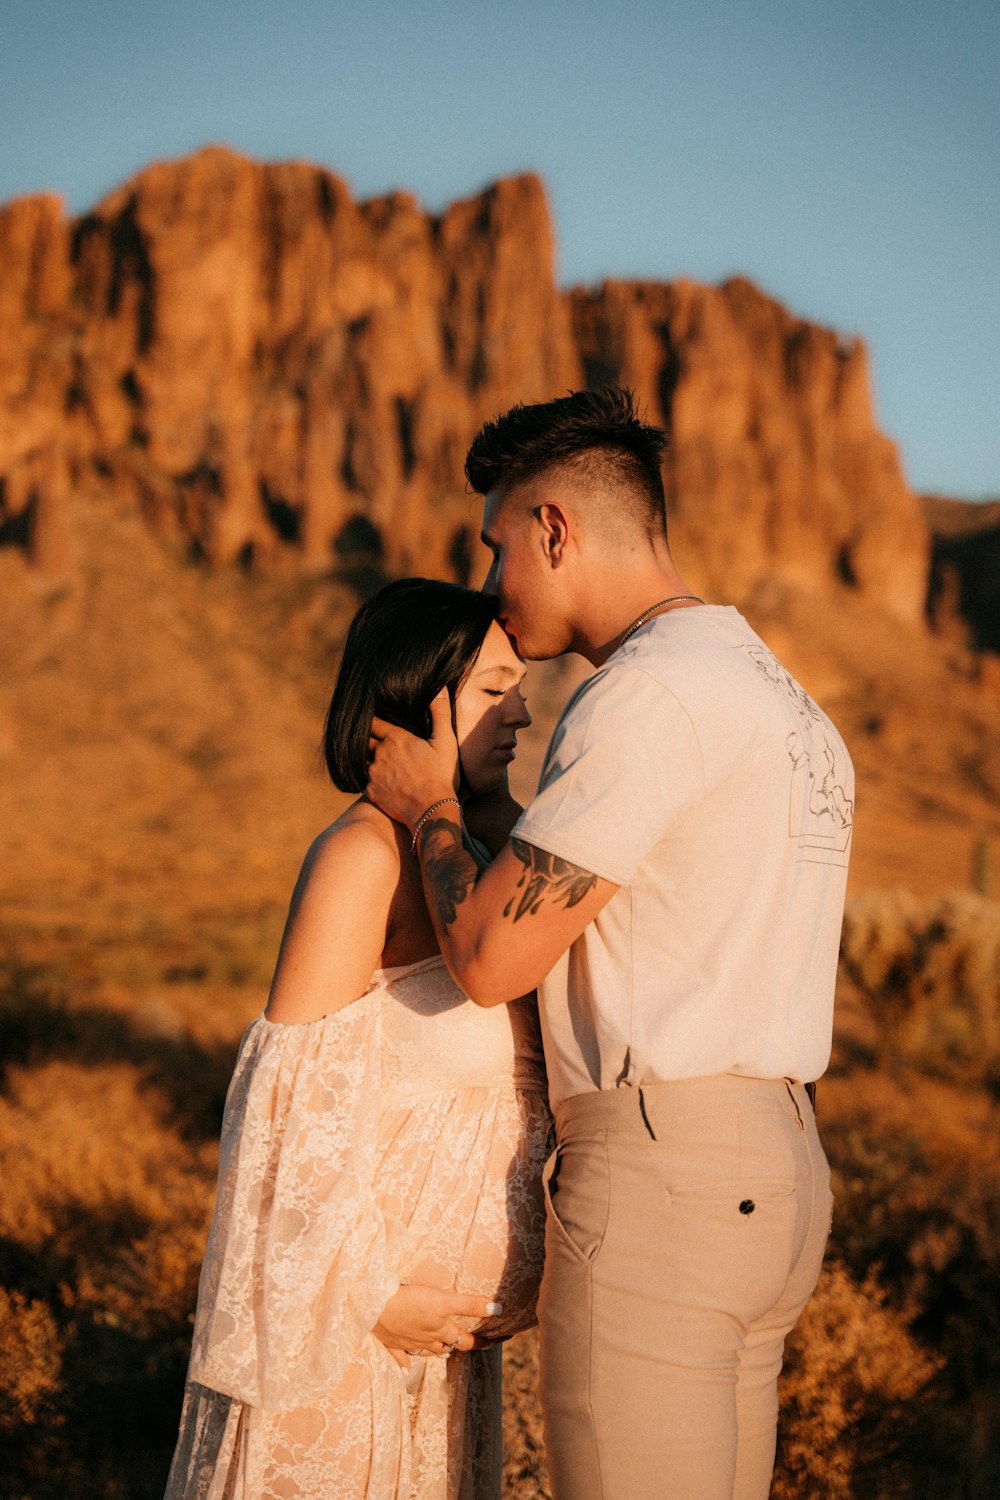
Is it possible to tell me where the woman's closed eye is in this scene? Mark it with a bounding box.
[483,690,528,708]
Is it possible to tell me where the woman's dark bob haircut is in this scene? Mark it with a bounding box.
[324,577,501,794]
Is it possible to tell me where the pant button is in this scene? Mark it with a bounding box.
[739,1199,755,1215]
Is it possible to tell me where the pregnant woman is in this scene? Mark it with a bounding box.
[164,579,552,1500]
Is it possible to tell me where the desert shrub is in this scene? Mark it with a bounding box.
[831,1122,1000,1380]
[0,1055,218,1497]
[0,945,225,1498]
[773,1260,943,1500]
[3,893,999,1496]
[821,1072,1000,1495]
[0,1290,62,1432]
[830,892,1000,1482]
[502,1329,551,1500]
[839,892,1000,1082]
[0,952,239,1143]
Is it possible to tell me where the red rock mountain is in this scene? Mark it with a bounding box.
[0,145,930,619]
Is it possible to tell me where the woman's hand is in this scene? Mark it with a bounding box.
[372,1284,503,1367]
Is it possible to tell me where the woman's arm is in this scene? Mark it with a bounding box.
[265,821,399,1024]
[261,817,504,1363]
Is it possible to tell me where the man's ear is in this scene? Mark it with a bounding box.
[535,502,569,567]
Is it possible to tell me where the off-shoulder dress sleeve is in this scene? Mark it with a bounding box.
[187,992,399,1412]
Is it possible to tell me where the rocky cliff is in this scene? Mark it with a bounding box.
[572,278,928,619]
[0,146,928,620]
[923,496,1000,653]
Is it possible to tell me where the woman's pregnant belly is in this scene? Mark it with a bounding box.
[374,1086,552,1340]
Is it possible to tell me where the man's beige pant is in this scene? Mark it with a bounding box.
[537,1075,832,1500]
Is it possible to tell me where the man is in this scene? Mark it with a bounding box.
[367,387,854,1500]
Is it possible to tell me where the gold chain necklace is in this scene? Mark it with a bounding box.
[619,596,704,646]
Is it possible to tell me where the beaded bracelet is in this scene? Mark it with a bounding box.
[410,797,461,855]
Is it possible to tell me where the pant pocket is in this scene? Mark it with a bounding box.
[543,1138,611,1266]
[737,1112,804,1195]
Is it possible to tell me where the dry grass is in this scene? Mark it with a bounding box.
[773,1263,943,1500]
[2,864,999,1494]
[502,1331,551,1500]
[3,489,1000,1496]
[0,1292,61,1433]
[840,891,1000,1082]
[0,947,239,1496]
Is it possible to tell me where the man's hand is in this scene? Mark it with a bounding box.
[368,688,459,832]
[372,1283,503,1367]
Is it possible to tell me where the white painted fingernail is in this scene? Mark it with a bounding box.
[486,1301,503,1315]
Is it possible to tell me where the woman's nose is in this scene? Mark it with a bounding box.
[509,693,532,728]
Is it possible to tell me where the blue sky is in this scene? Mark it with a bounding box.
[2,0,997,497]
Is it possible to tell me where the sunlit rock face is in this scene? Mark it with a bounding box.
[571,277,928,622]
[1,146,927,621]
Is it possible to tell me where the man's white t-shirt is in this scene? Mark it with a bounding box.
[514,606,855,1106]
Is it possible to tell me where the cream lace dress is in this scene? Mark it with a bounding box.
[164,955,552,1500]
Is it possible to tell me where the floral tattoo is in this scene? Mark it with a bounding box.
[503,838,599,922]
[419,818,479,931]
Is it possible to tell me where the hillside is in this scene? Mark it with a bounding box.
[2,144,997,913]
[1,148,999,1497]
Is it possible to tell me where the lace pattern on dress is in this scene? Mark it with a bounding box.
[166,959,552,1499]
[188,996,401,1412]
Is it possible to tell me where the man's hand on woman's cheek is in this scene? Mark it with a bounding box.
[367,688,460,831]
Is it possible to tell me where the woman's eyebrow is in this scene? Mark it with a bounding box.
[475,663,523,680]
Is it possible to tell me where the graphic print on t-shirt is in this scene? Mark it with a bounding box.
[738,644,854,866]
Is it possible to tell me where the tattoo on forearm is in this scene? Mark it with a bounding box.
[504,838,598,922]
[419,818,479,932]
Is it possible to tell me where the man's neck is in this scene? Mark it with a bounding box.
[572,572,703,667]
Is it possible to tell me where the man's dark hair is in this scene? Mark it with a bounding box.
[323,578,499,793]
[465,386,668,531]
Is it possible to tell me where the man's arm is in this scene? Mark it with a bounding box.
[367,687,617,1004]
[408,806,615,1005]
[426,814,618,1004]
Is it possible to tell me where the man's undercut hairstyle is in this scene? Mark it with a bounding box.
[324,578,499,793]
[465,386,669,534]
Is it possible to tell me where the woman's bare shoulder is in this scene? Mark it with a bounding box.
[265,805,403,1026]
[306,800,404,875]
[280,804,405,949]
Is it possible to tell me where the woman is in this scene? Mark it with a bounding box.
[165,579,552,1500]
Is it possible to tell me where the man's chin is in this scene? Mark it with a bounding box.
[501,626,536,662]
[501,620,562,663]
